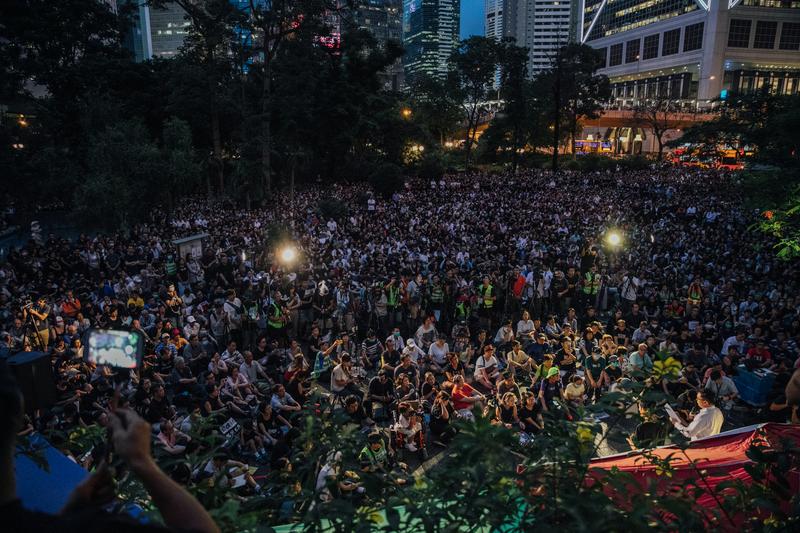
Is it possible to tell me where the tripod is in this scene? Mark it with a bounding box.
[22,305,46,352]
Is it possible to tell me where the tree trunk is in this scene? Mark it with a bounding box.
[570,116,577,155]
[261,53,272,195]
[464,105,477,169]
[211,109,224,192]
[551,55,561,171]
[656,135,664,161]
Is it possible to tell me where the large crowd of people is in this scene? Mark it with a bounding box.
[1,166,799,513]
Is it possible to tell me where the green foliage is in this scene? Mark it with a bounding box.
[561,154,651,172]
[679,93,800,258]
[416,153,445,181]
[538,44,611,168]
[449,36,500,167]
[73,119,160,229]
[407,74,464,149]
[368,162,404,198]
[70,117,200,229]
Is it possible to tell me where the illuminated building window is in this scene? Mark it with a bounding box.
[779,22,800,50]
[728,19,752,48]
[662,28,680,55]
[753,21,778,49]
[625,38,640,63]
[683,22,703,52]
[642,33,659,59]
[609,43,623,66]
[597,46,608,67]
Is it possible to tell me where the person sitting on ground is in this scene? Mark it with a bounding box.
[156,419,192,456]
[270,384,301,417]
[493,392,519,430]
[537,367,566,415]
[506,341,535,377]
[429,391,457,445]
[331,354,362,399]
[343,395,374,430]
[394,373,418,405]
[474,345,500,393]
[395,403,427,459]
[628,343,654,375]
[518,391,543,434]
[450,374,485,421]
[496,372,521,401]
[531,354,557,388]
[365,369,394,420]
[564,375,586,407]
[443,351,465,389]
[359,430,408,486]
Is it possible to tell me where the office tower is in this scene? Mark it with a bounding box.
[122,1,190,62]
[349,1,405,89]
[578,0,800,106]
[402,0,461,83]
[500,0,575,75]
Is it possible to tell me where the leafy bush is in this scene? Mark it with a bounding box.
[416,154,445,181]
[369,162,405,197]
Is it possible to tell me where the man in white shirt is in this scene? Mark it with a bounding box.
[670,390,724,441]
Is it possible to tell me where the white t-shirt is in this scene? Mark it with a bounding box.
[475,355,499,382]
[428,342,449,366]
[331,364,349,393]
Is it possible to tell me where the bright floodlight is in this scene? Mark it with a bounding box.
[607,232,622,247]
[280,246,297,263]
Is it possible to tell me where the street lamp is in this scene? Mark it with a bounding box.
[401,107,412,119]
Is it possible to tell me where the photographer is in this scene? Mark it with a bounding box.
[22,296,50,350]
[0,371,219,532]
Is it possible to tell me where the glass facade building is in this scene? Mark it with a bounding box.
[580,0,800,106]
[402,0,461,83]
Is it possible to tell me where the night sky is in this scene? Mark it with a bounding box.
[461,0,484,39]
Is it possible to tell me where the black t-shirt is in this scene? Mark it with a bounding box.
[146,397,171,423]
[382,349,401,368]
[394,364,418,384]
[0,499,171,533]
[430,402,454,434]
[368,376,394,400]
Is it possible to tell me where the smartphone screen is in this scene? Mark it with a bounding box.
[86,329,143,369]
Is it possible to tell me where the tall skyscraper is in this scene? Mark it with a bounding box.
[122,1,191,62]
[578,0,800,106]
[499,0,576,75]
[349,0,405,89]
[402,0,461,83]
[485,0,504,41]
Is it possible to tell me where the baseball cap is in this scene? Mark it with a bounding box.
[546,367,560,379]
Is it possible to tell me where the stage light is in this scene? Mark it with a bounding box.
[279,246,297,264]
[606,231,622,247]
